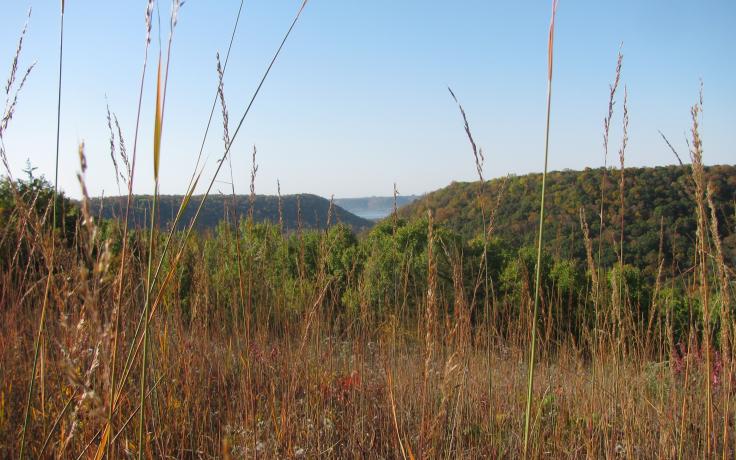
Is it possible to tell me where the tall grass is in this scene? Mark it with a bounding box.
[138,52,164,459]
[107,2,155,456]
[19,3,62,456]
[688,91,713,457]
[218,51,248,339]
[617,87,629,344]
[523,1,557,455]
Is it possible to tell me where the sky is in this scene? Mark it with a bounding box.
[0,1,734,199]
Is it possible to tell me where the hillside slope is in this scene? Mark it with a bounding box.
[90,193,374,233]
[399,164,736,274]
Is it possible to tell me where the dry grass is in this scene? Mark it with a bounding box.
[2,296,732,457]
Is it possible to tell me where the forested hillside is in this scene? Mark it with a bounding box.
[400,164,736,277]
[89,193,374,233]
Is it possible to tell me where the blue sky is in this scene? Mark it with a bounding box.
[1,1,734,199]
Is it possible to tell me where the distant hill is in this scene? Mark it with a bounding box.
[89,193,374,233]
[399,164,736,276]
[334,195,421,221]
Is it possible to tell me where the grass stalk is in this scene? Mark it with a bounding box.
[138,53,164,460]
[217,51,247,336]
[596,49,623,338]
[688,92,713,457]
[107,3,154,456]
[184,0,245,195]
[617,86,628,348]
[420,209,437,457]
[522,1,557,456]
[706,183,732,459]
[19,4,62,456]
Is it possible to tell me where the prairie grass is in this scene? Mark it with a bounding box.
[1,1,734,459]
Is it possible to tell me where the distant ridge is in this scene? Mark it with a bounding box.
[89,193,374,233]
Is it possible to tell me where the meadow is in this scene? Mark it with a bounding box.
[1,1,734,458]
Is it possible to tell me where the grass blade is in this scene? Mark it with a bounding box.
[153,56,162,181]
[138,52,164,460]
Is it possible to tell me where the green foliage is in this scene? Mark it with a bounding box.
[608,264,648,304]
[0,170,79,266]
[501,246,553,299]
[360,219,421,317]
[0,170,78,235]
[7,164,730,347]
[659,287,692,345]
[550,258,581,294]
[400,165,736,280]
